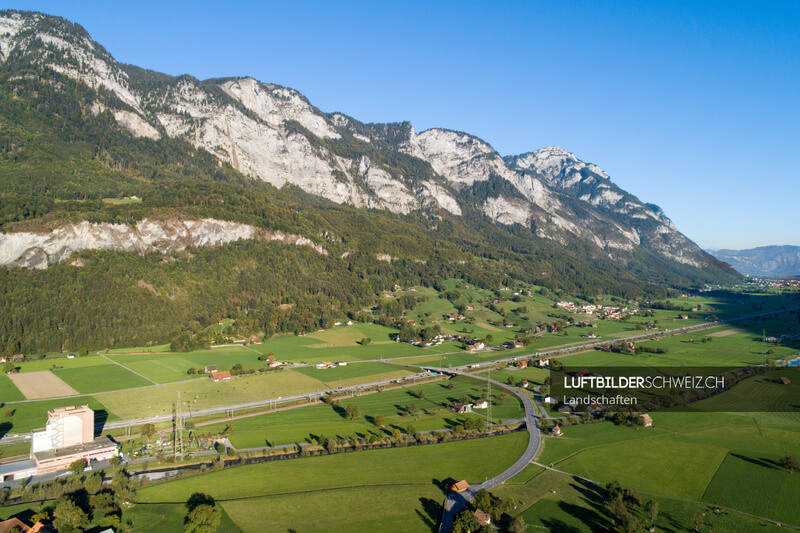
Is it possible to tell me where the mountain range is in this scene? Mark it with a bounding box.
[709,246,800,278]
[0,10,739,352]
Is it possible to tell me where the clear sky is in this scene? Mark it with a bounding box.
[6,0,799,249]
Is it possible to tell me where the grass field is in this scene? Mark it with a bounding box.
[199,375,524,448]
[492,465,787,532]
[0,375,25,402]
[127,432,528,532]
[535,410,800,526]
[94,369,327,419]
[108,346,263,383]
[0,396,116,434]
[53,364,152,393]
[293,362,414,388]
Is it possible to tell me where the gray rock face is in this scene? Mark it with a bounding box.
[0,219,326,269]
[0,10,717,270]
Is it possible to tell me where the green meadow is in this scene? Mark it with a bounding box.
[536,409,800,526]
[199,375,524,448]
[126,432,528,532]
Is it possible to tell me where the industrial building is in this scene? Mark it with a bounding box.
[0,405,118,482]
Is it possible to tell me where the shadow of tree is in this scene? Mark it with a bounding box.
[417,497,442,531]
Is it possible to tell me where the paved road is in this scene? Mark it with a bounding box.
[424,367,541,533]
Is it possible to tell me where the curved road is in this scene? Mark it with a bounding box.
[424,367,541,533]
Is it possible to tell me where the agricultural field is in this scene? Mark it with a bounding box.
[534,410,800,526]
[293,362,414,388]
[94,369,328,420]
[126,432,528,532]
[198,375,523,448]
[53,364,153,393]
[493,464,787,532]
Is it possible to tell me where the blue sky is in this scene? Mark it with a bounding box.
[7,1,799,249]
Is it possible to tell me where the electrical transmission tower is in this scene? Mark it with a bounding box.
[174,391,184,460]
[487,369,492,428]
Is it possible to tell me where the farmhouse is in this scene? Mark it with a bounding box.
[515,360,528,368]
[543,396,557,404]
[204,365,217,373]
[0,517,46,532]
[779,377,791,385]
[451,480,470,493]
[467,341,485,352]
[640,414,654,427]
[474,400,489,409]
[474,509,491,527]
[449,402,472,414]
[210,371,231,382]
[552,425,562,437]
[268,361,283,368]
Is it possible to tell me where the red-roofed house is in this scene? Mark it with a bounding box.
[451,480,470,493]
[210,371,231,382]
[474,509,491,527]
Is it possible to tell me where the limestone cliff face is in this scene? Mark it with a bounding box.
[0,10,716,270]
[0,219,326,269]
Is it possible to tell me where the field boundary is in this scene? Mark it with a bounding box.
[99,353,157,385]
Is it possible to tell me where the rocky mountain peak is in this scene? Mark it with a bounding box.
[0,9,724,273]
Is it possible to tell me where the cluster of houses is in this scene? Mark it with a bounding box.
[410,334,456,348]
[556,301,637,319]
[466,339,486,352]
[0,354,25,364]
[315,361,348,369]
[503,340,525,349]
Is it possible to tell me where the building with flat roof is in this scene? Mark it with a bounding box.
[1,405,118,484]
[0,459,37,483]
[34,435,118,474]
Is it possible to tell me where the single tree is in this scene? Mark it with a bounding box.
[781,456,800,473]
[645,499,659,531]
[453,509,480,533]
[345,404,360,420]
[508,515,526,533]
[53,496,86,531]
[69,459,87,474]
[185,504,221,533]
[373,414,386,427]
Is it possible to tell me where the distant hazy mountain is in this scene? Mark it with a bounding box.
[709,246,800,277]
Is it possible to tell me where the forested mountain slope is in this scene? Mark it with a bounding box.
[0,10,739,353]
